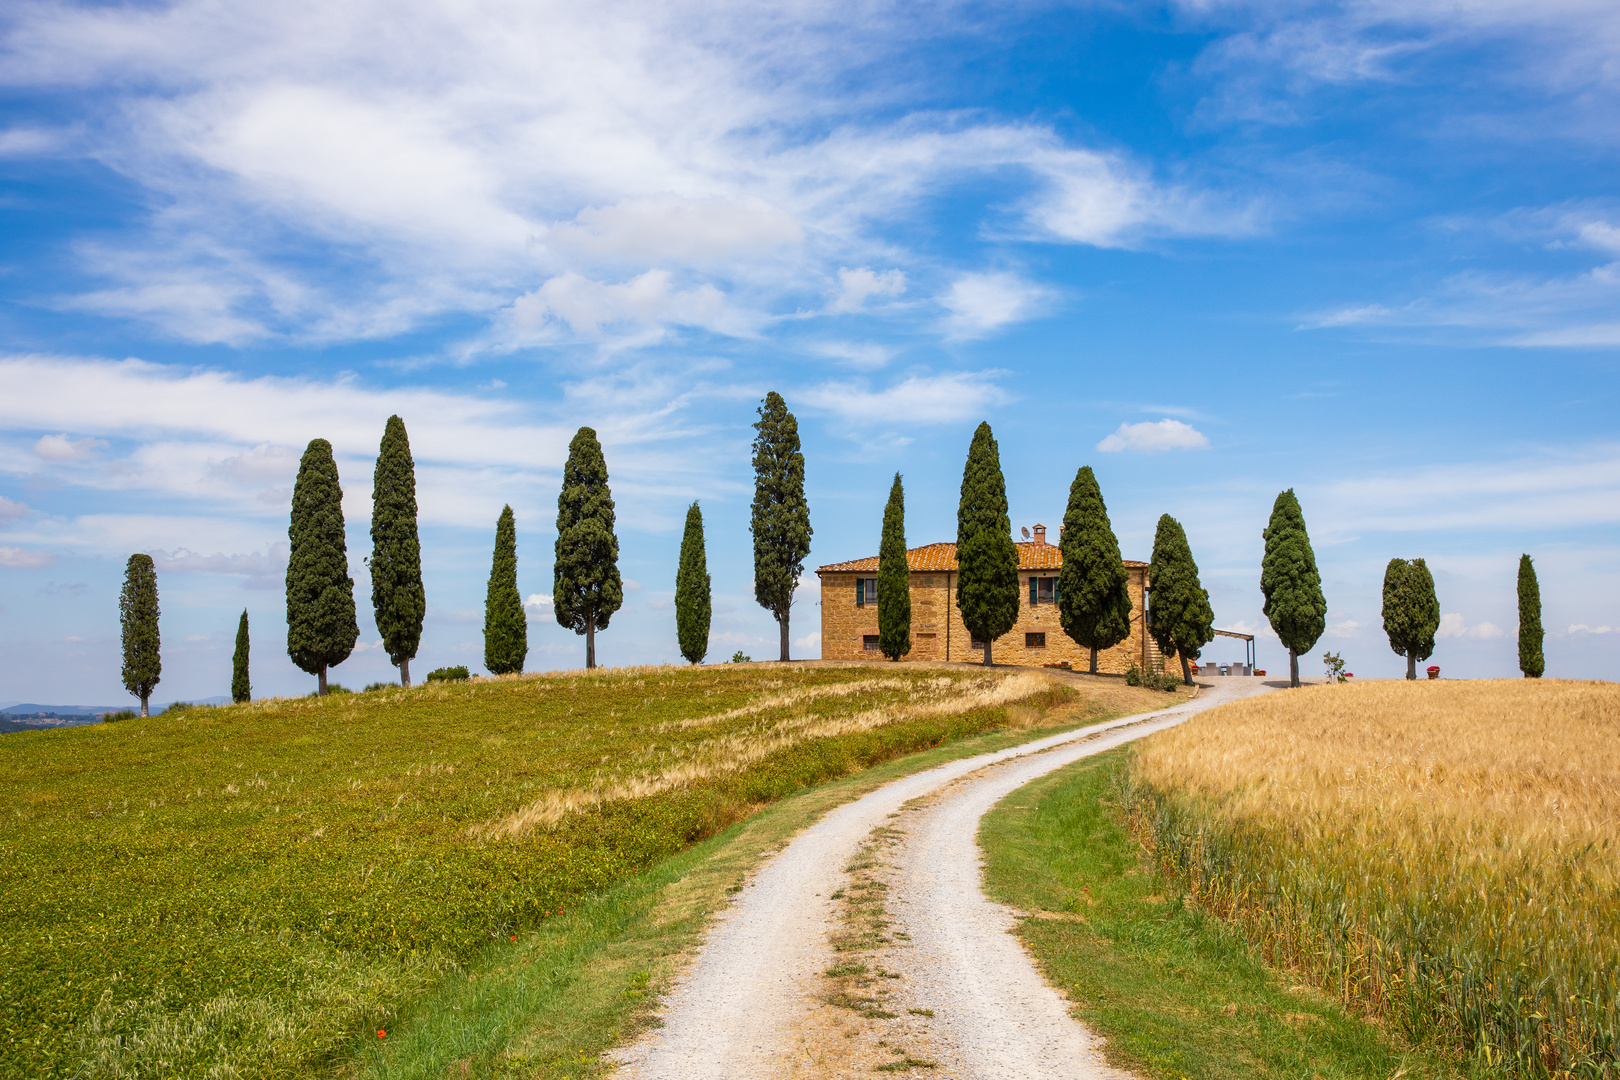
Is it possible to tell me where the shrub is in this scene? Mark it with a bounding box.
[728,651,751,663]
[102,709,137,723]
[425,666,470,682]
[363,682,400,693]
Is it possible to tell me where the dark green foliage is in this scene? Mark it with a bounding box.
[362,682,399,693]
[286,438,358,695]
[425,665,470,682]
[878,473,912,661]
[1260,488,1326,687]
[484,505,527,675]
[1148,514,1216,686]
[103,709,137,723]
[554,427,623,669]
[956,422,1019,664]
[1056,466,1132,674]
[231,609,250,704]
[369,415,425,687]
[675,502,711,664]
[1518,554,1545,678]
[1382,557,1440,680]
[729,651,751,663]
[119,554,161,717]
[751,392,813,662]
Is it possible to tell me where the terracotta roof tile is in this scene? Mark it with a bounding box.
[817,541,1146,574]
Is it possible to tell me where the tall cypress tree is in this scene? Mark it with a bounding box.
[554,427,623,669]
[1147,514,1215,686]
[1260,488,1326,688]
[751,392,812,662]
[956,422,1020,665]
[877,473,912,662]
[675,501,711,665]
[231,609,251,704]
[1382,557,1440,680]
[120,553,161,717]
[370,414,425,686]
[1518,554,1545,678]
[286,438,358,696]
[484,505,527,675]
[1056,465,1132,674]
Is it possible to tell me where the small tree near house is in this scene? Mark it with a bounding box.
[1056,465,1132,674]
[956,422,1019,665]
[877,473,912,661]
[1147,514,1215,686]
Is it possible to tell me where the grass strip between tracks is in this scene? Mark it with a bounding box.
[352,685,1189,1080]
[980,746,1467,1080]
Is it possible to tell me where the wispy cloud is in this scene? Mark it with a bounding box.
[1097,418,1210,453]
[0,546,56,568]
[940,272,1053,339]
[799,371,1010,426]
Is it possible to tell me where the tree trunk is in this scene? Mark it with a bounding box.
[1289,648,1299,688]
[1089,646,1098,675]
[399,657,411,688]
[779,611,790,662]
[318,666,328,696]
[140,694,149,718]
[1407,651,1416,680]
[586,612,597,669]
[983,640,993,666]
[1181,654,1192,685]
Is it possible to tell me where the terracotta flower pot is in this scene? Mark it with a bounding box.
[1426,666,1440,679]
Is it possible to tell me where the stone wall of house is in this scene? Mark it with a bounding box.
[818,567,1179,676]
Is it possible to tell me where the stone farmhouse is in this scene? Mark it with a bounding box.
[816,524,1178,674]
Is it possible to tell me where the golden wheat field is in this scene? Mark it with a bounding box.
[1124,679,1620,1079]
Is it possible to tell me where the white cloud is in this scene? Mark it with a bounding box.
[0,127,63,156]
[34,433,107,462]
[828,268,906,314]
[794,629,822,649]
[153,546,286,589]
[502,269,760,343]
[0,546,56,568]
[799,371,1010,426]
[1326,618,1363,639]
[809,341,896,370]
[524,593,553,612]
[1436,613,1506,640]
[940,272,1052,339]
[1097,419,1211,453]
[0,495,27,524]
[552,195,801,261]
[1568,623,1614,635]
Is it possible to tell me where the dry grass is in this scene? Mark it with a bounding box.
[1123,680,1620,1079]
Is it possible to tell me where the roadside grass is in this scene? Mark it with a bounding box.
[351,676,1191,1080]
[980,746,1458,1080]
[3,663,1071,1079]
[1126,680,1619,1079]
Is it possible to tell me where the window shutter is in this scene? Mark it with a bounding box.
[1029,577,1037,605]
[856,578,864,607]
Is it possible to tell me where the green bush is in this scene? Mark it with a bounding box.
[425,665,470,682]
[1125,665,1179,692]
[728,651,751,663]
[101,709,137,723]
[363,682,400,693]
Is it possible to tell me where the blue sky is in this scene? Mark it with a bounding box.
[2,0,1617,703]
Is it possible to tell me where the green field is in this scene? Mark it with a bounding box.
[1,663,1060,1079]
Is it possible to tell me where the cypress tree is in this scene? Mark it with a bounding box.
[554,427,623,669]
[1260,488,1326,688]
[1147,514,1215,686]
[1056,465,1132,674]
[1518,554,1545,678]
[956,422,1020,665]
[484,505,527,675]
[751,392,812,661]
[370,414,425,686]
[1382,557,1440,680]
[675,501,711,665]
[877,473,912,661]
[119,553,161,717]
[286,438,358,696]
[231,609,251,704]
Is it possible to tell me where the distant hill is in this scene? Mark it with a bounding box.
[0,697,234,734]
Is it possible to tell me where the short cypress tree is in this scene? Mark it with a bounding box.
[286,438,358,696]
[484,505,527,675]
[231,609,251,704]
[554,427,623,669]
[675,501,711,665]
[1147,514,1215,686]
[1056,465,1132,674]
[1382,557,1440,680]
[1518,554,1545,678]
[119,553,161,717]
[877,473,912,661]
[1260,488,1326,688]
[956,422,1020,665]
[751,392,812,661]
[370,414,425,686]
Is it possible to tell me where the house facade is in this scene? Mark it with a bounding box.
[816,524,1175,674]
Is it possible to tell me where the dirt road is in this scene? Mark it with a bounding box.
[611,677,1278,1079]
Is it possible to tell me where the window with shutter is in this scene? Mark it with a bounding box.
[855,578,878,607]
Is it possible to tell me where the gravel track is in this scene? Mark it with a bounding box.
[610,677,1278,1080]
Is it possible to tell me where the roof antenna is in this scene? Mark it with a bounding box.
[1021,526,1030,540]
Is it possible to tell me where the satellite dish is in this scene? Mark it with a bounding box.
[1021,526,1031,540]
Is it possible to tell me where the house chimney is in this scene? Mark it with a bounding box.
[1033,523,1047,545]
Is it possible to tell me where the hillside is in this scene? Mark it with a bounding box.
[0,663,1064,1079]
